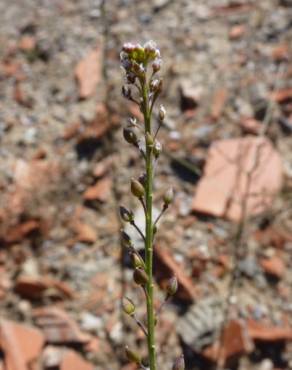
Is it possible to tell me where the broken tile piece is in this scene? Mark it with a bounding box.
[260,256,285,278]
[60,350,93,370]
[0,320,44,370]
[192,137,283,221]
[33,307,91,344]
[154,245,197,301]
[75,46,102,99]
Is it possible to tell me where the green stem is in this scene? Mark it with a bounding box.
[142,82,156,370]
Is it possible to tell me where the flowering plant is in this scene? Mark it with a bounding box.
[120,41,185,370]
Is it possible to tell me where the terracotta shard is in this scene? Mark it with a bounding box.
[33,307,91,344]
[74,222,97,244]
[0,320,44,370]
[259,255,285,278]
[75,46,102,99]
[15,276,74,300]
[247,320,292,341]
[203,319,253,364]
[210,88,228,121]
[60,350,93,370]
[83,177,112,202]
[154,245,197,302]
[192,137,283,221]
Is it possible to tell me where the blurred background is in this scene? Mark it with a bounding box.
[0,0,291,369]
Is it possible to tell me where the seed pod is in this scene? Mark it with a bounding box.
[122,297,135,315]
[119,206,134,223]
[163,188,174,206]
[133,268,148,285]
[145,132,154,147]
[121,230,132,248]
[153,140,162,158]
[172,355,185,370]
[131,252,145,269]
[166,276,178,296]
[123,126,138,145]
[125,346,141,365]
[131,178,145,198]
[159,104,166,121]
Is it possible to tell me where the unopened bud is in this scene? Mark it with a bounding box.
[121,230,132,248]
[125,346,141,365]
[131,252,145,269]
[131,178,145,198]
[123,127,138,145]
[138,173,147,187]
[122,85,132,100]
[119,206,134,223]
[133,268,149,285]
[145,132,154,147]
[166,276,178,296]
[126,72,136,84]
[163,188,174,206]
[159,104,166,121]
[122,43,136,53]
[122,297,135,315]
[152,58,162,73]
[132,62,145,77]
[172,355,185,370]
[150,78,163,93]
[153,140,162,158]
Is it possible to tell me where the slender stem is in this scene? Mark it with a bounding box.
[130,221,145,242]
[133,314,148,337]
[154,205,168,227]
[142,82,157,370]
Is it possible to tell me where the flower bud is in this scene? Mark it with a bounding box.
[122,43,136,53]
[132,61,145,77]
[150,78,163,93]
[126,72,136,84]
[163,188,174,206]
[145,132,154,147]
[138,173,147,187]
[131,252,145,269]
[125,346,141,365]
[152,58,162,73]
[133,268,149,285]
[123,126,138,145]
[122,85,132,100]
[131,178,145,198]
[121,230,132,248]
[122,297,135,315]
[172,355,185,370]
[119,206,134,223]
[153,140,162,158]
[166,276,178,296]
[159,104,166,121]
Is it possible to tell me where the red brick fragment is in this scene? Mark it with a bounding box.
[0,320,44,370]
[259,255,285,278]
[229,25,246,40]
[75,46,102,99]
[15,276,74,300]
[154,245,197,302]
[192,137,283,221]
[247,320,292,341]
[203,320,253,364]
[61,350,93,370]
[33,307,91,344]
[83,177,112,202]
[210,88,228,121]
